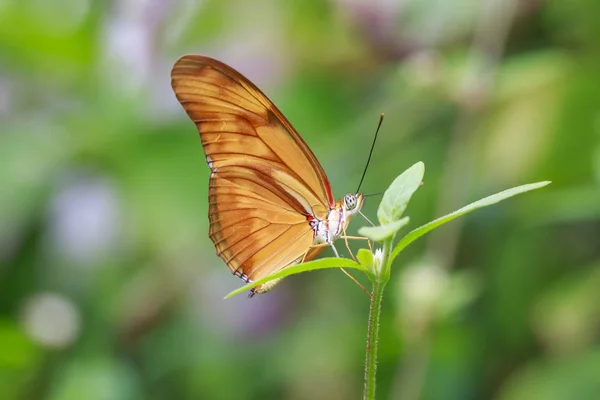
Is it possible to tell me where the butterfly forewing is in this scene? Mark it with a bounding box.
[171,55,334,284]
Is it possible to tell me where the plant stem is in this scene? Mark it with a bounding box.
[363,276,385,399]
[363,239,392,400]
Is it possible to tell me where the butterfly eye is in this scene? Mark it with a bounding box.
[344,194,357,210]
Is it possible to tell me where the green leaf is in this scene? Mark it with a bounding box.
[224,257,364,298]
[377,162,424,225]
[358,217,410,241]
[357,248,374,269]
[390,181,551,263]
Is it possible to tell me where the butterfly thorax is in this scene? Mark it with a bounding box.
[310,193,364,245]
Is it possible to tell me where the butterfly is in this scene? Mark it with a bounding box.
[171,55,365,295]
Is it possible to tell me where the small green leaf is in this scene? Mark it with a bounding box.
[390,181,551,263]
[358,217,410,241]
[357,248,374,269]
[224,257,364,298]
[378,162,424,225]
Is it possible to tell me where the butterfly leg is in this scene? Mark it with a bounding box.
[331,234,371,298]
[359,210,376,227]
[340,235,373,253]
[329,242,340,258]
[341,225,365,262]
[340,267,371,298]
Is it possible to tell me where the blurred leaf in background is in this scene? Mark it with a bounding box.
[1,0,599,399]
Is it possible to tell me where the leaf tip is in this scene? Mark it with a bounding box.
[529,180,552,190]
[410,161,425,177]
[224,287,246,299]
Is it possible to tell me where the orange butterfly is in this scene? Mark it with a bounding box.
[171,55,365,295]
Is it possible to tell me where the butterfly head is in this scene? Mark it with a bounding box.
[343,193,364,216]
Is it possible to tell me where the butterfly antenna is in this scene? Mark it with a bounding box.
[363,191,384,198]
[356,113,384,193]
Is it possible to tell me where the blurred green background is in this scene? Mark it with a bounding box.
[1,0,599,399]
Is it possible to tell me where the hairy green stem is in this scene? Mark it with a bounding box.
[363,239,392,400]
[363,275,385,399]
